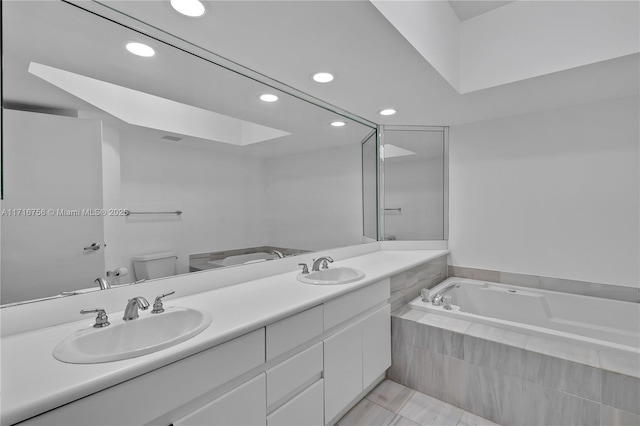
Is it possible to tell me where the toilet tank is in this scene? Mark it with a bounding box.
[132,252,177,280]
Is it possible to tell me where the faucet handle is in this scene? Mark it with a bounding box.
[298,263,309,274]
[321,259,332,269]
[420,288,430,302]
[80,308,110,328]
[151,291,175,314]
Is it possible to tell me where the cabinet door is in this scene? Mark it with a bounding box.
[323,322,363,422]
[267,379,323,426]
[174,374,266,426]
[362,304,391,388]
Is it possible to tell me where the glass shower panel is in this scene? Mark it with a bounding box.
[382,127,445,240]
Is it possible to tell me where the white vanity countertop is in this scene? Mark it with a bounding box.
[1,249,447,425]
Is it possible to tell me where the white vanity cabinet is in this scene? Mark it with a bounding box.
[19,329,266,426]
[14,279,391,426]
[174,374,267,426]
[267,379,324,426]
[324,317,364,421]
[323,280,392,424]
[265,313,324,426]
[362,304,392,387]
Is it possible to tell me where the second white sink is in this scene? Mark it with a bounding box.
[297,267,365,285]
[53,307,212,364]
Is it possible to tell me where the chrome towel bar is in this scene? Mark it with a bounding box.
[124,210,182,216]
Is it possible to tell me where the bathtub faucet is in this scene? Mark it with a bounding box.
[270,250,285,259]
[94,277,111,290]
[431,283,460,306]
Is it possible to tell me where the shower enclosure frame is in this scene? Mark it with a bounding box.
[376,125,449,242]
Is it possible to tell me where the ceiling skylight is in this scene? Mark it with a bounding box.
[29,62,291,146]
[382,144,416,159]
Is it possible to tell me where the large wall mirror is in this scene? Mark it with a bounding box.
[1,0,376,305]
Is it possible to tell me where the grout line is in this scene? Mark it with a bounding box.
[395,387,416,415]
[381,379,416,416]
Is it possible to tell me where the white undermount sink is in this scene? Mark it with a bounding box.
[297,267,365,285]
[53,307,212,364]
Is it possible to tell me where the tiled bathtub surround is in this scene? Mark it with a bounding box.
[391,256,448,312]
[448,266,640,303]
[389,308,640,426]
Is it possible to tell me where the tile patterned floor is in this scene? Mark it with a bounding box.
[336,380,501,426]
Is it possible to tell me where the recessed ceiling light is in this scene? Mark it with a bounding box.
[378,108,397,116]
[125,42,155,57]
[170,0,206,17]
[312,72,334,83]
[260,94,278,102]
[331,121,346,127]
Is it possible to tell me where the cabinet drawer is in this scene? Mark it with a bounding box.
[22,329,265,426]
[267,342,323,407]
[324,278,390,330]
[267,379,324,426]
[175,374,266,426]
[266,305,323,361]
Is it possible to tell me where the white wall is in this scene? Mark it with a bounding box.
[264,144,363,252]
[119,133,269,278]
[449,96,640,287]
[384,155,444,240]
[460,1,640,93]
[373,1,639,94]
[371,0,460,90]
[117,132,365,279]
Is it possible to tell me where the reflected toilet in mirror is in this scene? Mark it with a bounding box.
[132,252,178,281]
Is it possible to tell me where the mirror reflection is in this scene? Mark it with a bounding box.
[382,127,446,241]
[1,0,375,305]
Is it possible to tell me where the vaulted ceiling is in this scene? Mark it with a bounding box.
[99,0,639,126]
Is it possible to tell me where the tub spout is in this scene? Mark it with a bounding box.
[431,283,460,306]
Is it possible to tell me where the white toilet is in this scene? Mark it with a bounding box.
[132,252,177,280]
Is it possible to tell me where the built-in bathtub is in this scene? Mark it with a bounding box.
[189,246,308,271]
[409,277,640,356]
[388,277,640,425]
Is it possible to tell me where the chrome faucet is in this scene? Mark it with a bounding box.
[95,277,111,290]
[431,283,460,306]
[312,256,333,271]
[123,297,150,321]
[270,250,285,259]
